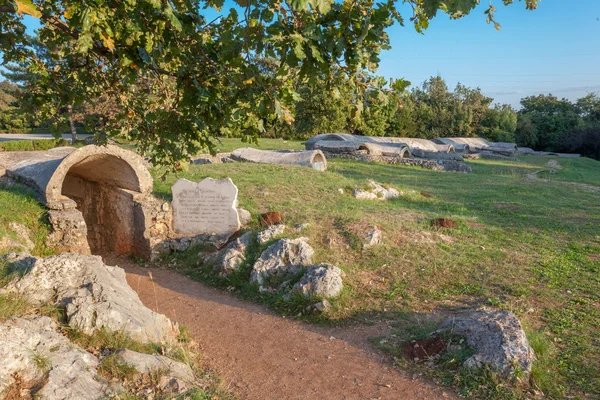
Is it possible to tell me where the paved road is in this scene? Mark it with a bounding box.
[0,133,92,142]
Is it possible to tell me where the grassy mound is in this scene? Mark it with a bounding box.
[153,140,599,399]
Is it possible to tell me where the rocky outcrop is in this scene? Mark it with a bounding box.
[292,264,345,299]
[7,222,34,250]
[238,207,252,226]
[0,252,36,270]
[0,220,35,254]
[3,253,178,344]
[250,238,314,286]
[208,231,256,276]
[362,228,383,248]
[0,316,113,399]
[353,181,400,201]
[258,224,286,244]
[111,349,195,394]
[436,309,535,378]
[47,209,91,255]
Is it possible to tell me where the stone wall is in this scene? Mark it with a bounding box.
[2,145,173,259]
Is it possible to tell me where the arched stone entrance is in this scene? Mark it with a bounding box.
[6,145,171,259]
[48,148,149,255]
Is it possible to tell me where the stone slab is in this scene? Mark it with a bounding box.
[171,178,240,236]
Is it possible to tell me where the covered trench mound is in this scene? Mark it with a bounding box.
[2,145,170,259]
[304,133,453,155]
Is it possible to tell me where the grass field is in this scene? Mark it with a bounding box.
[152,139,600,399]
[1,138,598,399]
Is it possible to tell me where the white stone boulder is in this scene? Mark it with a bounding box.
[257,224,286,244]
[111,349,195,394]
[3,253,178,344]
[208,231,256,276]
[436,309,535,378]
[362,228,383,248]
[292,264,345,299]
[353,181,400,201]
[238,207,252,226]
[250,238,314,286]
[0,316,113,399]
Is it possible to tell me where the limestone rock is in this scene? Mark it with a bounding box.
[47,209,91,255]
[0,237,26,252]
[258,224,286,244]
[362,228,383,248]
[209,231,255,276]
[238,207,252,226]
[3,253,178,344]
[353,181,400,201]
[0,251,36,270]
[250,238,314,286]
[0,316,113,399]
[311,300,332,314]
[292,264,344,299]
[436,309,535,378]
[7,222,34,250]
[112,349,195,394]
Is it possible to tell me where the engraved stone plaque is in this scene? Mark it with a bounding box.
[171,178,240,236]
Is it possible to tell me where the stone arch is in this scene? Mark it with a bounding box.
[47,146,153,256]
[45,145,152,208]
[311,150,327,165]
[358,143,382,156]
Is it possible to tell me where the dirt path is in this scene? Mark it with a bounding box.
[121,261,455,400]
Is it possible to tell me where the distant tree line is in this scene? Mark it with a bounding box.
[516,93,600,159]
[1,68,598,159]
[256,74,600,159]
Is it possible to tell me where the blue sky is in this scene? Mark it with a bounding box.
[381,0,600,108]
[20,0,600,108]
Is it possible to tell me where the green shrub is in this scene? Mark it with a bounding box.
[0,138,69,152]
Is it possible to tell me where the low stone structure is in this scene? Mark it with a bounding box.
[312,140,412,162]
[304,134,475,171]
[230,147,328,171]
[464,152,520,162]
[304,133,453,154]
[2,145,171,259]
[391,158,472,173]
[432,137,518,156]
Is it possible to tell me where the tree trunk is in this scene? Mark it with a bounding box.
[68,104,77,142]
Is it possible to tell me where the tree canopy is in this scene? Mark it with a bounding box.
[0,0,538,165]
